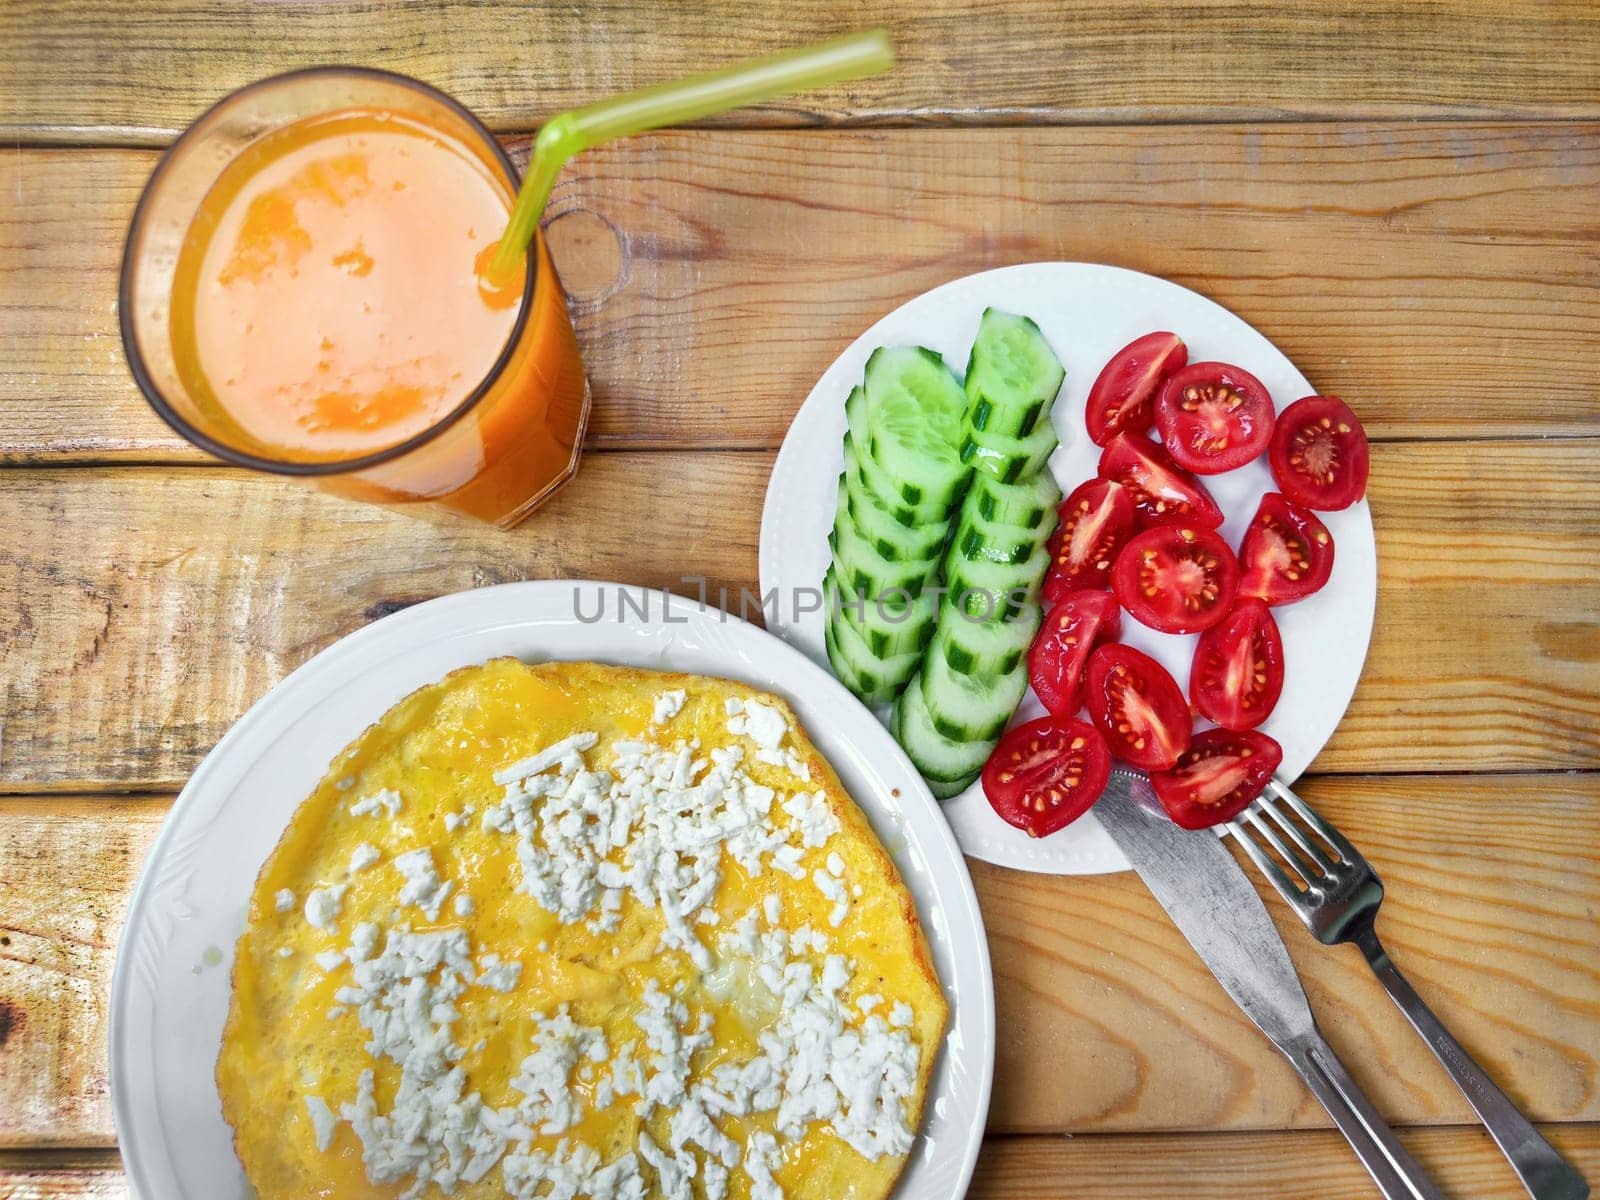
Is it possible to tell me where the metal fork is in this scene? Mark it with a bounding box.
[1227,778,1588,1200]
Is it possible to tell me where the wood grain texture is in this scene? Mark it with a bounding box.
[0,440,1596,790]
[4,123,1599,462]
[4,1126,1600,1199]
[2,777,1595,1146]
[5,0,1600,143]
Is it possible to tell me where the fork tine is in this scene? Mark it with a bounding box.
[1267,778,1365,867]
[1228,811,1312,890]
[1242,808,1318,887]
[1255,791,1337,875]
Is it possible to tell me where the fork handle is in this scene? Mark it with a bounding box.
[1287,1030,1449,1200]
[1354,927,1590,1200]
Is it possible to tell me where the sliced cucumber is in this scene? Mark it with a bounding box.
[892,671,993,786]
[826,566,937,661]
[844,434,958,529]
[921,648,1029,743]
[837,477,948,564]
[863,346,970,508]
[825,609,917,706]
[932,601,1042,677]
[845,384,869,436]
[967,470,1062,533]
[948,493,1054,566]
[963,308,1066,439]
[943,541,1051,622]
[925,773,975,800]
[961,415,1059,485]
[830,514,940,601]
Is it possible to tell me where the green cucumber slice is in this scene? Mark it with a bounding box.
[942,541,1052,622]
[825,566,937,661]
[925,772,976,800]
[921,648,1029,743]
[844,434,957,529]
[960,416,1059,485]
[830,514,940,600]
[892,671,995,784]
[838,477,948,564]
[825,610,916,705]
[863,346,970,508]
[963,308,1066,439]
[948,490,1055,566]
[932,602,1042,677]
[967,470,1063,532]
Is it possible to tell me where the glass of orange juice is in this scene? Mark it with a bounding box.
[120,67,589,528]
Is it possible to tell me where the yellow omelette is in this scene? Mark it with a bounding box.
[218,658,946,1200]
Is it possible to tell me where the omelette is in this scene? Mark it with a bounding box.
[218,658,947,1200]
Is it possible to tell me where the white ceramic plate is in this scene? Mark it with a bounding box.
[760,263,1376,875]
[110,581,994,1200]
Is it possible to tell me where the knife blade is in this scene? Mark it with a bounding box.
[1095,769,1446,1200]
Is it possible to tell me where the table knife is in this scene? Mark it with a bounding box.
[1095,769,1447,1200]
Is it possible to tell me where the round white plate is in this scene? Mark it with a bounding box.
[760,262,1376,875]
[110,581,994,1200]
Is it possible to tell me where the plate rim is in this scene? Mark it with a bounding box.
[758,260,1376,875]
[109,579,995,1200]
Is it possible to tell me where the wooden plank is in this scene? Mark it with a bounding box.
[5,0,1600,143]
[0,440,1596,790]
[3,776,1595,1144]
[4,123,1599,462]
[4,1126,1600,1198]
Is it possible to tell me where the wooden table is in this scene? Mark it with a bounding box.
[2,3,1598,1196]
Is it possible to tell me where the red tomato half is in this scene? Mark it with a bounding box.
[982,716,1111,837]
[1028,590,1122,716]
[1042,478,1136,599]
[1189,598,1284,730]
[1238,492,1335,606]
[1151,729,1282,829]
[1085,644,1191,771]
[1098,433,1223,529]
[1155,361,1275,474]
[1085,332,1189,446]
[1269,394,1370,511]
[1112,525,1240,634]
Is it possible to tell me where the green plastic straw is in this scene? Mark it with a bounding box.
[485,28,894,284]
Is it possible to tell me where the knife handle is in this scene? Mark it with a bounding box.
[1288,1031,1449,1200]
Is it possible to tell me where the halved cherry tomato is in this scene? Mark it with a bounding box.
[1028,590,1122,716]
[1269,394,1369,511]
[1111,525,1240,634]
[1042,478,1136,600]
[1098,433,1223,529]
[1085,331,1189,446]
[1238,492,1334,606]
[1155,361,1275,474]
[1085,644,1191,770]
[1190,598,1284,730]
[1151,729,1282,829]
[982,715,1111,837]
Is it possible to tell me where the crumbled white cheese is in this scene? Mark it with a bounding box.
[350,788,402,818]
[453,892,475,917]
[348,921,380,964]
[813,868,851,927]
[349,843,380,874]
[493,732,600,787]
[391,848,453,921]
[890,1001,913,1028]
[826,852,845,877]
[502,1140,642,1200]
[443,811,465,832]
[725,698,811,779]
[303,885,346,931]
[782,791,840,849]
[277,946,293,959]
[762,894,781,926]
[314,950,346,973]
[476,954,521,993]
[652,689,688,725]
[304,1095,337,1152]
[858,994,882,1015]
[275,888,296,913]
[510,1007,609,1134]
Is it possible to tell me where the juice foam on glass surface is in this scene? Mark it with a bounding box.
[171,109,523,462]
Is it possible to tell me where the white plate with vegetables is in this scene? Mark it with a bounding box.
[759,262,1376,875]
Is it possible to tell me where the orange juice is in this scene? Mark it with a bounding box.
[162,101,587,525]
